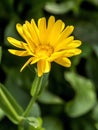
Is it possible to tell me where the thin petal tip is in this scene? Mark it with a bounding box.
[7,37,12,42]
[16,23,22,29]
[8,49,13,53]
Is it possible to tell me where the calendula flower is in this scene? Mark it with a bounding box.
[8,16,82,77]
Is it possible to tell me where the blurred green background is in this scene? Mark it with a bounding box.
[0,0,98,130]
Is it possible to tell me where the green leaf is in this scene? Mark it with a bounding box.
[64,72,97,117]
[29,103,41,117]
[0,46,2,63]
[39,90,64,104]
[0,83,23,124]
[70,117,96,130]
[91,103,98,121]
[87,0,98,6]
[4,68,32,109]
[43,116,63,130]
[44,1,74,14]
[0,108,5,120]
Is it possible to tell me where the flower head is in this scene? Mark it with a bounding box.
[8,16,82,77]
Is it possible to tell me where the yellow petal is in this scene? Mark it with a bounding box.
[8,49,29,56]
[58,26,74,42]
[48,20,65,46]
[38,17,47,44]
[48,48,81,62]
[65,40,82,49]
[22,24,35,52]
[23,45,34,56]
[20,57,33,72]
[16,23,24,38]
[55,26,74,47]
[37,60,43,77]
[30,57,40,64]
[63,49,82,57]
[47,16,55,30]
[55,57,71,67]
[25,20,40,46]
[7,37,26,49]
[48,50,67,62]
[54,36,74,51]
[45,16,55,43]
[42,60,51,73]
[16,24,34,52]
[31,19,40,44]
[37,60,51,77]
[16,24,30,43]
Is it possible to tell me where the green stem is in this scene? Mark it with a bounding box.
[0,88,21,122]
[23,93,37,117]
[19,74,48,130]
[23,75,43,117]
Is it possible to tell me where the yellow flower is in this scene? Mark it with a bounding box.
[8,16,82,77]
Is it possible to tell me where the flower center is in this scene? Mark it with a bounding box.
[35,45,54,59]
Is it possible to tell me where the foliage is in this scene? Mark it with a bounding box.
[0,0,98,130]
